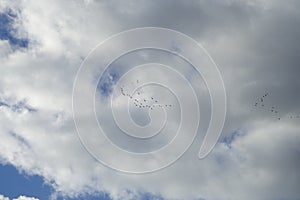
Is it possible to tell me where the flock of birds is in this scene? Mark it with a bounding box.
[254,92,299,120]
[117,80,299,121]
[119,79,173,110]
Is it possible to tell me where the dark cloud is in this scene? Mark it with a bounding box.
[102,0,261,38]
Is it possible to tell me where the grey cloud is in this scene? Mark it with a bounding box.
[0,0,300,200]
[101,0,261,38]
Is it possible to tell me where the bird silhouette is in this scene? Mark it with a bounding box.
[119,81,173,111]
[253,92,300,121]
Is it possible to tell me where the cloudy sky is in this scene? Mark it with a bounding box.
[0,0,300,199]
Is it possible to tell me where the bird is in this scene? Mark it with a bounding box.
[119,81,175,111]
[252,92,300,121]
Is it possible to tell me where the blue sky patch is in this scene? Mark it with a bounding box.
[0,99,37,113]
[221,129,246,148]
[0,164,113,200]
[0,9,29,49]
[11,100,38,113]
[97,68,120,98]
[0,164,52,199]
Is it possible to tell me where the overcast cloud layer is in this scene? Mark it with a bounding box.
[0,0,300,199]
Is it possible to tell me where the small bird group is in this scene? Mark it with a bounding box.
[120,80,173,110]
[254,92,299,121]
[254,92,270,108]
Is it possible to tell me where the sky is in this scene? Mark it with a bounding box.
[0,0,300,199]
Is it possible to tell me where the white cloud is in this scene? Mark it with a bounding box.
[0,195,9,200]
[0,195,38,200]
[0,0,300,199]
[12,196,39,200]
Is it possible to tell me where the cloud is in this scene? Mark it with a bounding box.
[0,0,300,199]
[0,8,29,49]
[0,195,38,200]
[13,196,39,200]
[0,195,9,200]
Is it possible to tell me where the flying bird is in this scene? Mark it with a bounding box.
[119,81,174,111]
